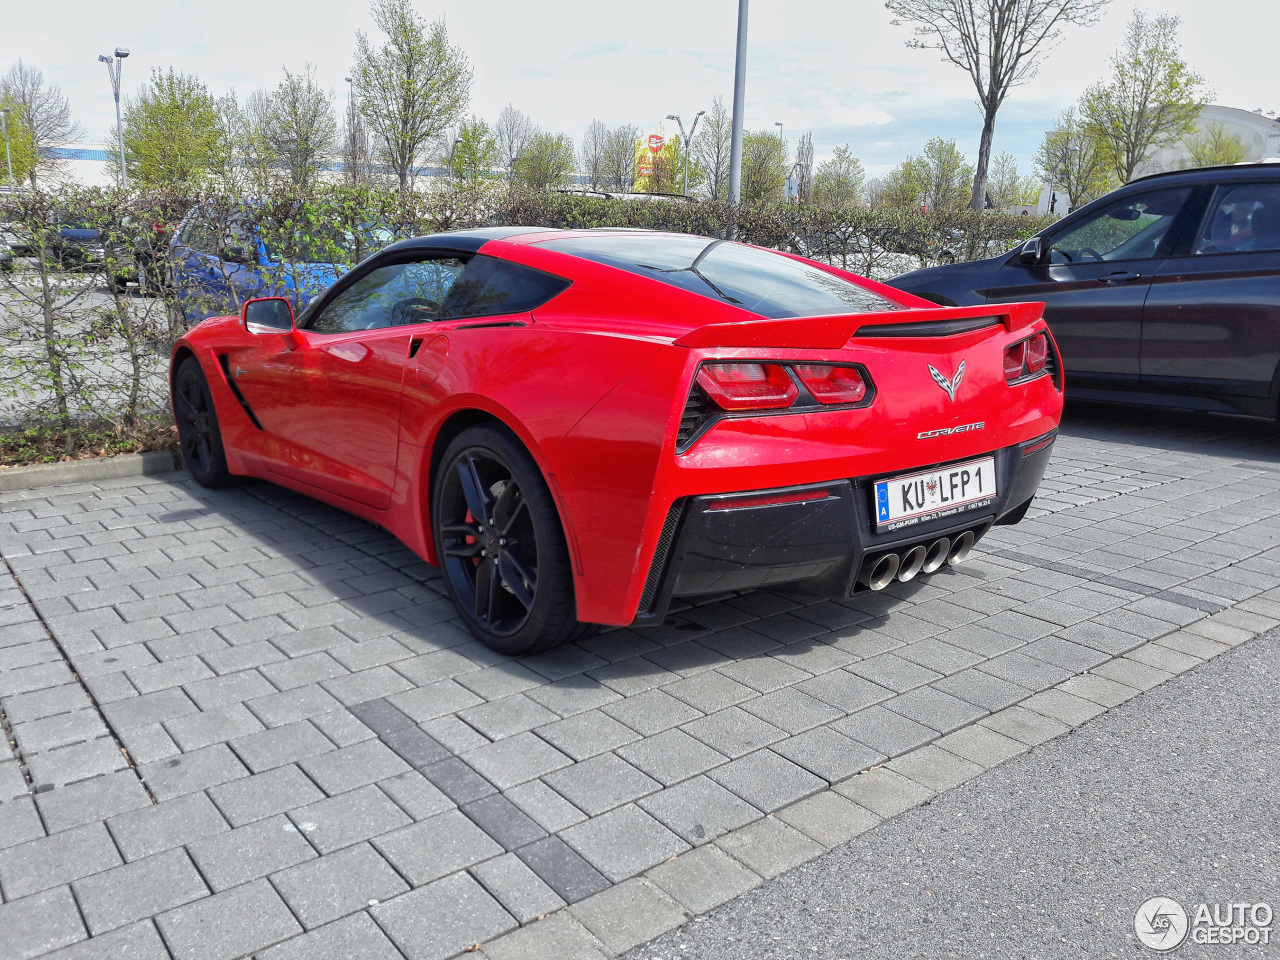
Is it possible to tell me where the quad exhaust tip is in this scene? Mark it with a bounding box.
[922,537,950,574]
[947,530,975,565]
[866,553,900,591]
[897,545,927,582]
[864,530,978,591]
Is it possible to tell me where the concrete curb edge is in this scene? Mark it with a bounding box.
[0,450,180,492]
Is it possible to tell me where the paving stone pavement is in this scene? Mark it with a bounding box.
[2,403,1280,960]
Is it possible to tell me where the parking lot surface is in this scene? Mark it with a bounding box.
[2,404,1279,960]
[625,623,1280,960]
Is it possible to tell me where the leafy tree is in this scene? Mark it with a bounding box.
[878,162,926,210]
[513,131,575,191]
[691,96,732,200]
[877,139,973,212]
[601,123,640,191]
[352,0,472,192]
[1,61,83,187]
[579,119,607,189]
[812,145,865,207]
[494,104,536,179]
[261,65,336,188]
[986,151,1041,208]
[449,116,499,180]
[1185,121,1249,169]
[886,0,1110,211]
[916,138,974,212]
[1034,106,1114,209]
[741,129,787,203]
[0,96,39,185]
[122,69,223,187]
[1080,11,1210,183]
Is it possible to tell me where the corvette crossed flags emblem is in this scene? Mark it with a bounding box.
[928,360,965,402]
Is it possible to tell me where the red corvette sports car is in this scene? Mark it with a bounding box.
[170,227,1063,653]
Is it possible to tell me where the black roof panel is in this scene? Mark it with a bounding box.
[380,227,550,256]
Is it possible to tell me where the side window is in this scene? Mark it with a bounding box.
[1047,188,1191,264]
[438,255,571,320]
[306,257,468,334]
[1194,183,1280,255]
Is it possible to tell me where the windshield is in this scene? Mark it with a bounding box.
[540,234,903,318]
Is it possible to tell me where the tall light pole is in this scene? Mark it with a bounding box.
[665,110,704,197]
[1,108,13,192]
[774,121,783,144]
[344,77,355,179]
[727,0,749,229]
[98,47,130,188]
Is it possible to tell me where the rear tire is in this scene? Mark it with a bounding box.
[173,357,234,488]
[432,425,586,655]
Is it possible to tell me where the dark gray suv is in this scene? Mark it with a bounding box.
[887,163,1280,419]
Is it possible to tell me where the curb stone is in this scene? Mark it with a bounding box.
[0,451,180,492]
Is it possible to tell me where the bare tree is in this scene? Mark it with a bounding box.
[691,96,732,199]
[601,123,640,191]
[886,0,1110,211]
[494,104,536,180]
[1080,11,1209,183]
[261,64,336,188]
[579,119,607,189]
[342,93,378,185]
[351,0,472,191]
[1,60,84,186]
[795,132,814,203]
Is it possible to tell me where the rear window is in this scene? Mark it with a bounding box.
[439,255,571,320]
[540,234,902,319]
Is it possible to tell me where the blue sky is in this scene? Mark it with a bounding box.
[5,0,1277,179]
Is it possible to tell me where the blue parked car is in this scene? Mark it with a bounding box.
[168,205,367,325]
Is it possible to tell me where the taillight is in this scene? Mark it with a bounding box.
[793,364,868,404]
[1025,333,1047,373]
[696,362,798,410]
[1003,341,1025,380]
[1004,331,1049,382]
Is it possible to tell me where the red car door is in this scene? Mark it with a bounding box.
[230,255,469,509]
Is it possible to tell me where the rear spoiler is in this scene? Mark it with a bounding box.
[672,301,1046,350]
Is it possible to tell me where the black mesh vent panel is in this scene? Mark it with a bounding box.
[638,500,684,614]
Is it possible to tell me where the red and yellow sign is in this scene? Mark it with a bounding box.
[633,122,679,192]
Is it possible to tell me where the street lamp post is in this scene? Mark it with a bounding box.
[1,108,13,192]
[664,110,704,197]
[98,47,130,188]
[727,0,749,224]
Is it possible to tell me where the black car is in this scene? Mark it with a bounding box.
[887,163,1280,419]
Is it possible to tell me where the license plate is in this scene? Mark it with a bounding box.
[874,457,997,531]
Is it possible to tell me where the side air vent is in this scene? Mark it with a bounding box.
[1045,333,1063,390]
[638,500,685,615]
[676,386,713,451]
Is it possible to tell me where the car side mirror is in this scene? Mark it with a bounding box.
[222,245,255,265]
[1017,237,1043,265]
[243,297,295,335]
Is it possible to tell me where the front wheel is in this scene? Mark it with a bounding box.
[173,357,234,488]
[433,425,585,655]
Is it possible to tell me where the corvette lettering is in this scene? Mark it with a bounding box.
[917,422,985,439]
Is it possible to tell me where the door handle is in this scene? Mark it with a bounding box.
[1097,271,1143,284]
[408,336,425,358]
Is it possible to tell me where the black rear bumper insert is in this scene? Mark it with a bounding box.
[633,432,1056,624]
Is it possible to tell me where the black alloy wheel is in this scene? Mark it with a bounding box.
[433,425,585,654]
[173,358,233,488]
